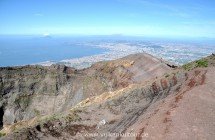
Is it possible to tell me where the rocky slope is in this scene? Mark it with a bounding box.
[0,53,171,127]
[1,53,215,140]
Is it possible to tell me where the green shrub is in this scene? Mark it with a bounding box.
[183,59,208,71]
[196,60,208,67]
[0,132,6,137]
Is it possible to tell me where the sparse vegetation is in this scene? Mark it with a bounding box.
[183,59,208,70]
[196,60,208,67]
[165,73,170,78]
[34,109,40,116]
[14,96,31,109]
[66,107,85,122]
[0,82,3,93]
[182,63,193,71]
[37,114,63,127]
[42,114,61,122]
[0,132,6,137]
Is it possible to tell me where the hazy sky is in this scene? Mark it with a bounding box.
[0,0,215,37]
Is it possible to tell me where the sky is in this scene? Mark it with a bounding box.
[0,0,215,38]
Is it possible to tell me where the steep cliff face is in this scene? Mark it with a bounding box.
[1,54,214,140]
[0,53,171,127]
[0,65,76,125]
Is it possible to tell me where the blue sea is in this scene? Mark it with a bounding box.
[0,35,107,67]
[0,35,215,68]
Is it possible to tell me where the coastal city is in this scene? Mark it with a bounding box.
[38,40,214,69]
